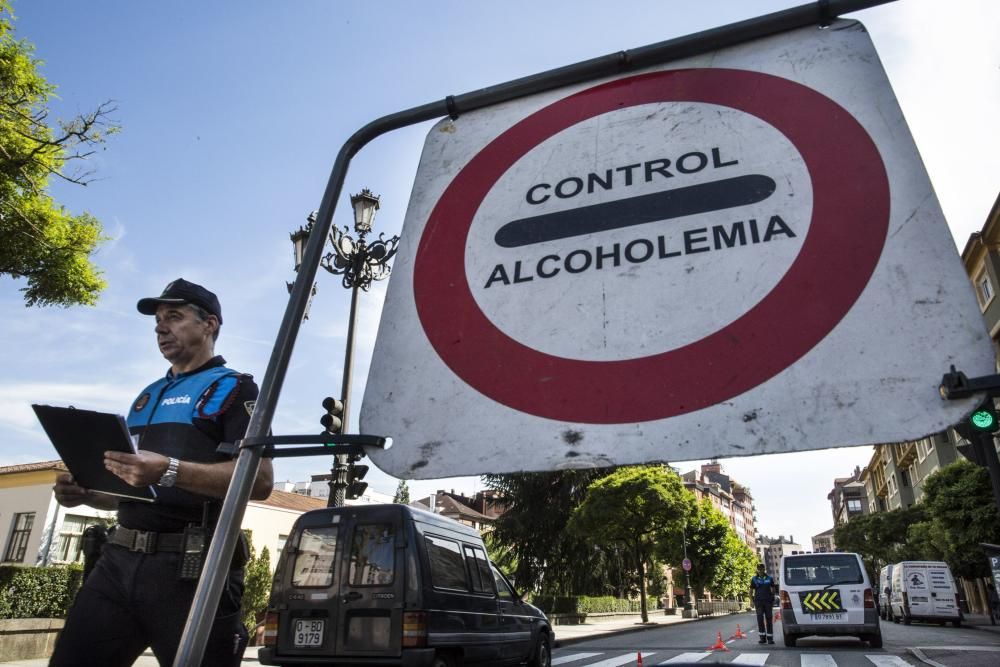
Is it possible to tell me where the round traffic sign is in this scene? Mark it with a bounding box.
[413,68,889,424]
[682,558,692,572]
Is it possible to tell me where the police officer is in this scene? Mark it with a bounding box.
[751,563,777,644]
[50,278,273,667]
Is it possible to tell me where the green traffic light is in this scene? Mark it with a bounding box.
[971,409,997,431]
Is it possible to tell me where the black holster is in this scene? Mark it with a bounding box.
[81,524,109,580]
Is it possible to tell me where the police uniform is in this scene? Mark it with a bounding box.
[50,356,257,667]
[751,571,777,643]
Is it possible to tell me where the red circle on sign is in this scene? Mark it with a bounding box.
[413,68,889,423]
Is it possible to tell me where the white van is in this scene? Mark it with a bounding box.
[779,552,881,647]
[878,564,894,621]
[889,561,962,626]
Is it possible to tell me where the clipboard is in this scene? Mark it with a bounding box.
[32,404,157,502]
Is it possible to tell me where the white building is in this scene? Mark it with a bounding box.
[0,460,335,569]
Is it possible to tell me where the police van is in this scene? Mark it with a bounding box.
[888,560,962,627]
[257,503,553,666]
[778,552,881,647]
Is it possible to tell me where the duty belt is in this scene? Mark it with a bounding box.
[110,527,185,553]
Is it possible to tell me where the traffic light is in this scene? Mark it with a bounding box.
[346,461,369,500]
[969,407,1000,433]
[955,402,1000,441]
[321,397,344,434]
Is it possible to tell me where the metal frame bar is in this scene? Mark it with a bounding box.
[173,1,895,662]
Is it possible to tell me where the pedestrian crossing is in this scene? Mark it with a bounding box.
[550,650,916,666]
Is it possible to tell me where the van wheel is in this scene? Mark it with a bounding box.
[528,633,552,667]
[782,631,797,647]
[903,615,911,625]
[952,619,961,627]
[867,629,883,648]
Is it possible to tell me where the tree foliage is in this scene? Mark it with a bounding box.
[392,479,410,504]
[711,530,758,600]
[1,1,116,306]
[483,468,614,597]
[834,504,926,583]
[835,460,1000,581]
[242,533,272,633]
[567,466,692,622]
[659,499,731,597]
[915,460,1000,578]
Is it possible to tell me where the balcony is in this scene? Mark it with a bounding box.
[896,441,917,468]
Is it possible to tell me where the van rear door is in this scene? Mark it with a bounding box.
[277,512,345,658]
[902,564,935,618]
[336,506,406,659]
[927,565,959,618]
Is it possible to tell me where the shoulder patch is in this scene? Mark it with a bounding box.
[133,393,151,412]
[244,400,255,417]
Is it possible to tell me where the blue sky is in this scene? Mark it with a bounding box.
[3,1,998,546]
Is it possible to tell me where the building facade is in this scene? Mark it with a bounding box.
[681,461,757,550]
[755,534,805,579]
[811,528,836,553]
[828,466,868,525]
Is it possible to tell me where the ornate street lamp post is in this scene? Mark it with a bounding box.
[288,188,400,506]
[682,523,699,619]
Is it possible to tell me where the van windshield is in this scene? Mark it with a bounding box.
[783,555,864,586]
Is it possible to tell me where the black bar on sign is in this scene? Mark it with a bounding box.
[495,174,776,248]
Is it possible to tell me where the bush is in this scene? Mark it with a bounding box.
[0,564,84,619]
[532,595,642,615]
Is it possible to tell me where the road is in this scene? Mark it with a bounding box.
[552,611,1000,666]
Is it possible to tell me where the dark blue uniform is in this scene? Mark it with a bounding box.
[50,356,256,667]
[751,572,776,643]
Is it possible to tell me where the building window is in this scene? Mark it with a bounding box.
[978,272,995,309]
[900,470,910,488]
[846,499,862,513]
[55,515,102,563]
[4,513,35,563]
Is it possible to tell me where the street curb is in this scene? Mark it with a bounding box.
[554,613,727,648]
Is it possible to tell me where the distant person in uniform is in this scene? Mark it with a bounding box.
[49,278,273,667]
[751,563,777,644]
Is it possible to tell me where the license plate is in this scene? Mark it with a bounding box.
[294,619,325,647]
[812,613,844,621]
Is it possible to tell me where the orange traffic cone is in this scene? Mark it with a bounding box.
[636,653,643,666]
[730,624,748,639]
[707,631,730,651]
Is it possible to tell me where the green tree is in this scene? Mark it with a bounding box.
[392,479,410,504]
[482,468,614,596]
[917,460,1000,578]
[241,532,271,635]
[1,1,116,306]
[567,466,693,622]
[711,530,758,600]
[659,499,728,598]
[834,505,926,582]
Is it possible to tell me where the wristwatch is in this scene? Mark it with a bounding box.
[158,457,180,487]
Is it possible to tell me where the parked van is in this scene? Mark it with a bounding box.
[878,564,894,621]
[779,552,881,647]
[889,561,962,627]
[258,504,553,667]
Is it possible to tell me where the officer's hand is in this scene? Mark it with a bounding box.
[104,450,169,487]
[53,473,92,507]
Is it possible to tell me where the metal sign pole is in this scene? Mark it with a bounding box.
[173,1,895,662]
